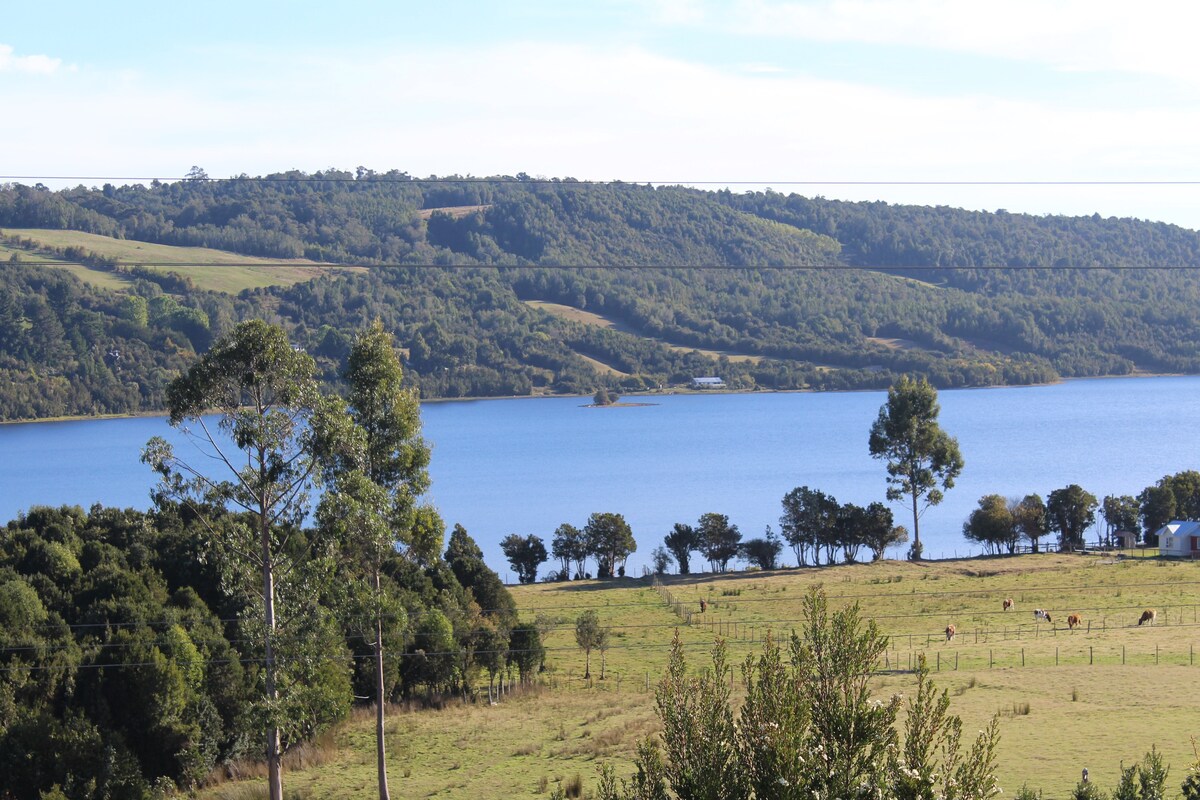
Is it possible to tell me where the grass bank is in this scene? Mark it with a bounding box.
[203,554,1200,799]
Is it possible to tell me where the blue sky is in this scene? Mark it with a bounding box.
[5,0,1200,227]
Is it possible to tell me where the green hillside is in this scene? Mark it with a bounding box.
[3,171,1200,420]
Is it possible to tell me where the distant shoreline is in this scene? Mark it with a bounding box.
[1,371,1193,426]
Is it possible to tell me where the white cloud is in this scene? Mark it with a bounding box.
[4,40,1200,226]
[642,0,709,24]
[727,0,1200,83]
[0,44,65,75]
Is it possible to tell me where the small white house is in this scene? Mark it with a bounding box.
[1156,520,1200,557]
[691,376,725,389]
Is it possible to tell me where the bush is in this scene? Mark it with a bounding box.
[597,587,1001,800]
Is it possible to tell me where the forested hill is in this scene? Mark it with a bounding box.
[3,171,1200,421]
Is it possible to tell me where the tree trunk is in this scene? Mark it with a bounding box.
[911,489,921,559]
[262,511,283,800]
[584,649,591,679]
[374,570,391,800]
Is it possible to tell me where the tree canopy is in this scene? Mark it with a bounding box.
[869,376,964,559]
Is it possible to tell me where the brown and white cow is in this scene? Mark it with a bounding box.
[1067,614,1082,630]
[1138,609,1157,626]
[1003,598,1014,611]
[945,624,956,642]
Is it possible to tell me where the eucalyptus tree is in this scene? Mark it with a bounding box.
[780,486,839,566]
[317,320,432,800]
[861,502,907,561]
[1047,484,1099,550]
[869,376,963,560]
[698,512,741,573]
[551,523,584,578]
[585,512,636,579]
[962,494,1016,555]
[1101,494,1140,546]
[142,319,344,800]
[500,533,548,584]
[663,522,699,575]
[576,609,604,679]
[1013,494,1048,553]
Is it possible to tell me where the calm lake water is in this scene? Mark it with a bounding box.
[3,376,1200,578]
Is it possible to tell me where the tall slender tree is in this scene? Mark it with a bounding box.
[318,319,431,800]
[868,376,963,560]
[143,320,339,800]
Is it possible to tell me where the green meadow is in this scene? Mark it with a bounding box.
[3,228,341,293]
[204,554,1200,799]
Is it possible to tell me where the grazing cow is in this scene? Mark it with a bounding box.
[945,624,956,642]
[1034,609,1052,624]
[1003,598,1014,611]
[699,599,708,614]
[1067,614,1082,630]
[1138,609,1157,626]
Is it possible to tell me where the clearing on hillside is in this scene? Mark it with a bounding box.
[525,300,764,364]
[3,228,340,293]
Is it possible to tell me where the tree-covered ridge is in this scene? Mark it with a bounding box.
[7,171,1200,420]
[0,174,841,267]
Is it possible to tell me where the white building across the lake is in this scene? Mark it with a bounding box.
[691,377,725,388]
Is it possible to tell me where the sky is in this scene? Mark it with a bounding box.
[5,0,1200,228]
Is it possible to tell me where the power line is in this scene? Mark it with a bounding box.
[9,261,1200,271]
[7,176,1200,185]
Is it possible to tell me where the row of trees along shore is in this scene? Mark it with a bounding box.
[501,376,956,581]
[0,319,553,800]
[505,376,1200,582]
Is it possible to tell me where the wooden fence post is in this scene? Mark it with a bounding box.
[1021,648,1025,667]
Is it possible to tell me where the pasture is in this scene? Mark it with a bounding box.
[3,228,339,293]
[203,554,1200,799]
[524,300,765,365]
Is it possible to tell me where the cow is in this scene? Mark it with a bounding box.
[699,599,708,614]
[1138,609,1157,626]
[1067,614,1082,630]
[945,624,956,642]
[1034,609,1052,624]
[1003,598,1014,611]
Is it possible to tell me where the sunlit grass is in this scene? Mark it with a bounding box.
[202,555,1200,799]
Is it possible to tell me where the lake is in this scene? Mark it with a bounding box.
[3,376,1200,578]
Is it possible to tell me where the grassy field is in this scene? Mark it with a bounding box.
[203,554,1200,799]
[3,228,341,293]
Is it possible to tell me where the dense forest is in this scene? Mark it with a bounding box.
[3,171,1200,421]
[0,503,526,798]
